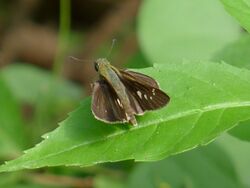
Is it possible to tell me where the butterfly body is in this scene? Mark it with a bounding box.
[96,58,137,124]
[91,58,170,126]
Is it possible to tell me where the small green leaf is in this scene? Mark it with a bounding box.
[0,77,27,158]
[127,143,242,188]
[1,61,250,172]
[220,0,250,33]
[138,0,241,63]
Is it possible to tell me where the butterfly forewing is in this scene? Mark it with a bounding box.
[121,70,159,88]
[92,80,127,123]
[119,70,170,114]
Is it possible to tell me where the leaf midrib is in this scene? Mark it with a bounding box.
[5,101,250,169]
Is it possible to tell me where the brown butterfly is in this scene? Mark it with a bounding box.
[91,58,170,126]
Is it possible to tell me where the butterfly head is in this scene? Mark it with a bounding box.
[94,58,110,72]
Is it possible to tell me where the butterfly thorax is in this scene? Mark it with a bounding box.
[96,59,137,125]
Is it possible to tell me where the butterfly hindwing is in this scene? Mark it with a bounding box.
[91,80,127,123]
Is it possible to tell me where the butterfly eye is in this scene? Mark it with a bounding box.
[94,62,99,72]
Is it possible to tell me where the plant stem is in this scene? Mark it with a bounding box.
[31,0,71,143]
[25,173,93,188]
[53,0,71,77]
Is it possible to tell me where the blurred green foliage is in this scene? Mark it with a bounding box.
[138,0,241,63]
[127,143,241,188]
[0,77,27,158]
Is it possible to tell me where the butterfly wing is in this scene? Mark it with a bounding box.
[121,70,159,88]
[91,80,127,123]
[119,70,170,115]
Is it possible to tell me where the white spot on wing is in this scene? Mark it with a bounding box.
[117,99,123,107]
[137,91,142,99]
[150,96,153,100]
[152,88,156,96]
[144,94,148,100]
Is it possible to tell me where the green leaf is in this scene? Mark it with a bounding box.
[138,0,241,63]
[213,34,250,69]
[1,61,250,172]
[213,35,250,141]
[229,120,250,142]
[127,143,242,188]
[217,134,250,187]
[125,51,151,69]
[0,77,27,158]
[1,63,82,106]
[220,0,250,33]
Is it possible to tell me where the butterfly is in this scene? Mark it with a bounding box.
[91,58,170,126]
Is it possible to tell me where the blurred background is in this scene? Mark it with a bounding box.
[0,0,250,187]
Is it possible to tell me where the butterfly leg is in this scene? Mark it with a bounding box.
[129,115,137,126]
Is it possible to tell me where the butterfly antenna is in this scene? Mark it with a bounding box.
[106,38,117,59]
[68,56,92,63]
